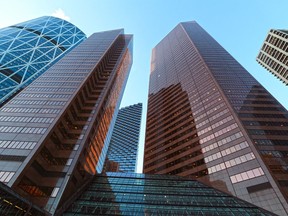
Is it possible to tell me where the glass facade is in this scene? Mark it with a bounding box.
[0,16,86,106]
[0,29,133,214]
[257,29,288,85]
[62,172,274,215]
[0,181,48,215]
[104,103,142,172]
[144,21,288,215]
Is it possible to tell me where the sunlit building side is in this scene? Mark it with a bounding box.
[0,28,133,214]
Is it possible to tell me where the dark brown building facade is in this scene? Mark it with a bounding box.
[144,21,288,215]
[0,29,133,214]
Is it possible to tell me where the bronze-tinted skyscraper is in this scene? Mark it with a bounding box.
[0,29,132,214]
[144,21,288,215]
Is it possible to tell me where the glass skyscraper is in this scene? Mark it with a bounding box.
[0,28,133,214]
[104,103,142,172]
[62,172,275,215]
[144,21,288,215]
[0,16,86,105]
[257,29,288,85]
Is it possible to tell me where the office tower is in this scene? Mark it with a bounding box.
[0,16,86,106]
[104,103,142,172]
[0,28,133,214]
[257,29,288,85]
[62,172,275,215]
[144,21,288,215]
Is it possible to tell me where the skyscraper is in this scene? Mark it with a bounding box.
[144,21,288,215]
[257,29,288,85]
[104,103,142,172]
[0,16,86,105]
[0,28,133,214]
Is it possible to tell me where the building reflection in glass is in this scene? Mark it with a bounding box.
[144,21,288,215]
[62,172,275,215]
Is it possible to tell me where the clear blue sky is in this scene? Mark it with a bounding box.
[1,0,287,172]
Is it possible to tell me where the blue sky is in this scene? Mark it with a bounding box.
[1,0,287,172]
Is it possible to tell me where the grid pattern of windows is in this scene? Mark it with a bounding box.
[0,172,15,183]
[230,167,265,183]
[208,152,256,174]
[257,29,288,85]
[0,29,133,214]
[0,140,36,150]
[1,107,60,114]
[18,93,71,98]
[183,22,288,215]
[104,103,142,173]
[0,116,54,123]
[145,84,204,177]
[204,141,249,163]
[62,172,274,215]
[202,132,244,153]
[0,126,46,134]
[9,100,66,106]
[144,21,288,215]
